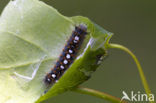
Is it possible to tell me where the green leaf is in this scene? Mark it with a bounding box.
[0,0,113,103]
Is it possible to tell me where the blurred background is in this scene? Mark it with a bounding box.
[0,0,156,103]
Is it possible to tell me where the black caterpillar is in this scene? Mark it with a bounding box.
[44,24,88,85]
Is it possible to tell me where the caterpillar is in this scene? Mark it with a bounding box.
[44,24,88,85]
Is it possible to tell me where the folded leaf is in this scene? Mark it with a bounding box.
[0,0,113,103]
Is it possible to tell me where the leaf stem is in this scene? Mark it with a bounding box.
[108,43,154,103]
[72,86,127,103]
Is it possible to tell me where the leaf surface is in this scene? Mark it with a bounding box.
[0,0,113,103]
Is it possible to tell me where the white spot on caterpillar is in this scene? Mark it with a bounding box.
[55,80,58,83]
[69,49,73,53]
[66,54,71,59]
[63,59,68,64]
[47,78,51,82]
[75,36,79,41]
[60,65,64,69]
[51,74,56,78]
[73,40,78,43]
